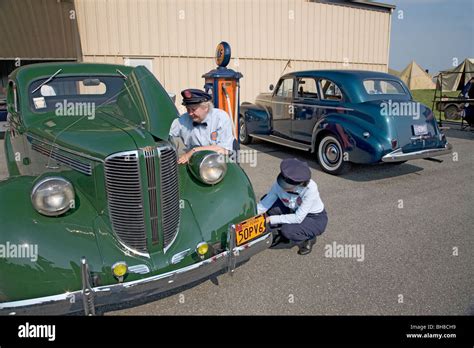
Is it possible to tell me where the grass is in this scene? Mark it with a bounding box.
[411,89,460,121]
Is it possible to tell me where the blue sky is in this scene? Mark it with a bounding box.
[383,0,474,74]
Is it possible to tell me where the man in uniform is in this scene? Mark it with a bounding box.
[257,158,328,255]
[169,89,235,164]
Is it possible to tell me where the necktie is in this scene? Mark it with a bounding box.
[193,121,207,127]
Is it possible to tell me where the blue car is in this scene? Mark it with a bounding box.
[239,70,452,175]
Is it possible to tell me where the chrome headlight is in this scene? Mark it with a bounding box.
[199,153,227,184]
[31,177,75,216]
[188,151,228,185]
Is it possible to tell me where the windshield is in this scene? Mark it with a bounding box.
[363,79,407,96]
[28,75,126,114]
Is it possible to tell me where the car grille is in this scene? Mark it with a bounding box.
[104,151,147,253]
[104,145,180,254]
[157,146,180,248]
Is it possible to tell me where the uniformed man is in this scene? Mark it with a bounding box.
[257,158,328,255]
[169,89,235,164]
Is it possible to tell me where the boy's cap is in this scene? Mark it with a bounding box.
[181,89,212,106]
[277,158,311,189]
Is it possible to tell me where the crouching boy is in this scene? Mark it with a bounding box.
[257,158,328,255]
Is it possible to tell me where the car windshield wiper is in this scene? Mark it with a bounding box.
[115,69,128,79]
[31,69,62,94]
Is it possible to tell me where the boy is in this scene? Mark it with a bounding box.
[257,158,328,255]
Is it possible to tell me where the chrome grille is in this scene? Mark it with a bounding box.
[144,147,159,244]
[32,141,92,175]
[158,146,180,249]
[104,151,147,253]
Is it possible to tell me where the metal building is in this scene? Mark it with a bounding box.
[1,0,394,107]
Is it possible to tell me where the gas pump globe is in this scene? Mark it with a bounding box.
[203,42,243,142]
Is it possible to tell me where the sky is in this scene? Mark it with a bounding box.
[383,0,474,74]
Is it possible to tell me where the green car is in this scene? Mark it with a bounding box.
[0,63,270,315]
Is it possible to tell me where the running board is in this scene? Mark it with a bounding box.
[250,134,311,151]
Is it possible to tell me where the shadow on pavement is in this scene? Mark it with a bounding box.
[243,140,426,182]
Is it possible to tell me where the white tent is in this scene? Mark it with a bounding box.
[398,61,435,90]
[437,58,474,92]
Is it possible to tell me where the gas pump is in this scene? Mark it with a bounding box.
[203,42,243,141]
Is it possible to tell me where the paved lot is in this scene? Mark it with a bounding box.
[1,129,473,315]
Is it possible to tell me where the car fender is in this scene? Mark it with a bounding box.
[0,176,104,302]
[311,113,387,164]
[240,102,271,135]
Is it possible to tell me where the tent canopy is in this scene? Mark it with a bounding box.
[388,68,400,77]
[398,61,435,90]
[437,58,474,92]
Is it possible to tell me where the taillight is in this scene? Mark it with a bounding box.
[391,139,398,149]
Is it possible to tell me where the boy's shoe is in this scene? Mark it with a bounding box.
[297,237,317,255]
[270,234,291,248]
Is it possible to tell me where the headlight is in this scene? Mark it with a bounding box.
[31,177,75,216]
[188,151,227,185]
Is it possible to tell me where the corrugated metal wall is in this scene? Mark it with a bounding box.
[0,0,81,60]
[75,0,392,108]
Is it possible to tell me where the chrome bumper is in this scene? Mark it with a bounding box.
[0,232,272,315]
[381,143,453,163]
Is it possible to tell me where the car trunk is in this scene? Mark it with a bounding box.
[365,99,442,153]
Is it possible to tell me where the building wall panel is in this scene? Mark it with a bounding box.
[76,0,392,107]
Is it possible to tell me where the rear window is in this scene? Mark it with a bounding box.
[363,79,406,95]
[28,75,126,113]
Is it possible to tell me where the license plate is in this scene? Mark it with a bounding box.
[235,214,266,246]
[413,124,428,136]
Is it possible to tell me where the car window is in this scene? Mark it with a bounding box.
[28,76,125,113]
[275,78,294,98]
[296,78,318,99]
[320,79,343,101]
[363,79,406,95]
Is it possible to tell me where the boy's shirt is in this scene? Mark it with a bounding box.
[257,179,325,225]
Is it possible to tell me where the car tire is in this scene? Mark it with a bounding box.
[444,105,461,120]
[317,134,351,175]
[239,117,252,145]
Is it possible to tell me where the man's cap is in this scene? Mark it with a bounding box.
[277,158,311,190]
[181,89,212,106]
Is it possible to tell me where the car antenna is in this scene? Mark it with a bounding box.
[280,59,292,76]
[31,69,62,94]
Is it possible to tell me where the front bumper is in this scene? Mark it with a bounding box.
[381,143,453,163]
[0,232,272,315]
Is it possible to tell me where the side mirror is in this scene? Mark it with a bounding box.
[269,84,274,91]
[168,92,176,103]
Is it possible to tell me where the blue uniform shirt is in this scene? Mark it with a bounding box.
[169,108,234,152]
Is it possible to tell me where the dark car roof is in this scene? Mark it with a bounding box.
[9,62,134,86]
[281,70,411,103]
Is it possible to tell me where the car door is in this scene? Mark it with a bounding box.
[292,77,320,143]
[271,77,294,138]
[317,78,347,116]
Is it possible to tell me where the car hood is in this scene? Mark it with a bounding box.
[26,110,151,159]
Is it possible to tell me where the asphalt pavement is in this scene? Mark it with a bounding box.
[1,129,473,315]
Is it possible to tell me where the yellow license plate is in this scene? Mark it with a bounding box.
[235,214,266,246]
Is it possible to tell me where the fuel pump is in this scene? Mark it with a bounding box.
[203,42,243,141]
